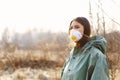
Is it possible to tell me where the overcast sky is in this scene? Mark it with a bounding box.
[0,0,89,33]
[0,0,120,34]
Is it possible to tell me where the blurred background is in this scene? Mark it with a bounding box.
[0,0,120,80]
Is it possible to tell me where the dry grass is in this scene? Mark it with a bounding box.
[0,50,66,69]
[0,67,61,80]
[0,50,120,80]
[0,50,68,80]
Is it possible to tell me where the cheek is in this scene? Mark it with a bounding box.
[77,29,84,35]
[81,27,84,34]
[80,29,84,35]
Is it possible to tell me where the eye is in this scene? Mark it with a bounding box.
[74,25,80,29]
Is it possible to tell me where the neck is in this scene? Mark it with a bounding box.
[76,35,90,48]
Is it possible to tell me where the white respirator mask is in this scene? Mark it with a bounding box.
[69,29,83,42]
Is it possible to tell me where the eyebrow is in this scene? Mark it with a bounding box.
[71,25,80,27]
[74,25,80,27]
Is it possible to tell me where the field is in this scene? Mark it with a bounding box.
[0,31,120,80]
[0,50,69,80]
[0,50,120,80]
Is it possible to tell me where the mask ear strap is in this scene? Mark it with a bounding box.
[83,34,90,38]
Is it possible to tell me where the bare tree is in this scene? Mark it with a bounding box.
[1,28,11,52]
[106,31,120,80]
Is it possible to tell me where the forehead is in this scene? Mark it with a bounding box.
[71,21,82,26]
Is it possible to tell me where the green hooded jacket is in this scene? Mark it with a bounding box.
[61,35,110,80]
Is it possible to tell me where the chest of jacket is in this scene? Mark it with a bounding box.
[62,47,91,80]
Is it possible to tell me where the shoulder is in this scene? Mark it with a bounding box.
[89,46,106,60]
[87,46,107,67]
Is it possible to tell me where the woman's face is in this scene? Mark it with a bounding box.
[70,21,84,35]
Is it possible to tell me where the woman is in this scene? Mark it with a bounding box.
[61,17,110,80]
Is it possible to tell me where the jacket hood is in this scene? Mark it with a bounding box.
[88,35,107,54]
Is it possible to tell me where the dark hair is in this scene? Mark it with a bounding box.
[69,17,91,36]
[69,17,91,47]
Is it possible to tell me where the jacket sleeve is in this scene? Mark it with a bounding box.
[87,48,110,80]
